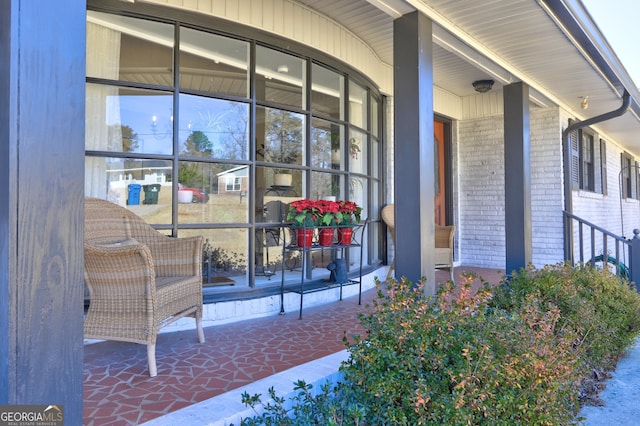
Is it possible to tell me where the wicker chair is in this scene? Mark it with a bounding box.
[381,204,455,282]
[435,225,455,282]
[381,204,396,280]
[84,197,205,377]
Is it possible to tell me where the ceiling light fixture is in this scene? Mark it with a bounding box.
[472,79,494,93]
[580,96,589,110]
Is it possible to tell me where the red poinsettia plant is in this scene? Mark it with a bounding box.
[286,199,362,227]
[315,199,340,226]
[286,199,320,227]
[335,200,362,226]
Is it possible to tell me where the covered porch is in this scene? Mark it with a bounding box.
[7,0,640,422]
[83,266,504,425]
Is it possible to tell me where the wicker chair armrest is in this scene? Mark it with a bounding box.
[84,239,156,305]
[146,235,204,277]
[85,238,152,261]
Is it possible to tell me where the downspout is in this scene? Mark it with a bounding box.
[562,91,632,260]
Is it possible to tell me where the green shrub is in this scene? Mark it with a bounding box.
[238,380,365,426]
[491,263,640,369]
[237,265,640,425]
[341,276,582,425]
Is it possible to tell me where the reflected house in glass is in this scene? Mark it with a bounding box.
[216,165,248,195]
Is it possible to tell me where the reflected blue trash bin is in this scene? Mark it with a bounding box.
[127,183,142,205]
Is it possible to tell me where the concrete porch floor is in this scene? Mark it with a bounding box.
[83,266,505,425]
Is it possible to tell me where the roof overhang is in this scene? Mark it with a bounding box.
[296,0,640,155]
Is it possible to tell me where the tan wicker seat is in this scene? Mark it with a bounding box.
[381,204,396,280]
[435,225,455,282]
[84,197,205,377]
[381,204,455,282]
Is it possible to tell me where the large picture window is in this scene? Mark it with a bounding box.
[85,9,383,291]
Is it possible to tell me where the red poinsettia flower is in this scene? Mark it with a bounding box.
[335,200,362,226]
[287,199,320,227]
[286,199,362,227]
[315,200,340,226]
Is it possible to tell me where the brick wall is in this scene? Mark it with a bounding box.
[458,114,506,268]
[530,108,565,267]
[457,107,565,269]
[563,107,640,261]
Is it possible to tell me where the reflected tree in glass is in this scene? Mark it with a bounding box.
[179,131,212,188]
[182,130,213,157]
[218,103,249,160]
[311,120,338,169]
[179,95,249,161]
[107,124,140,152]
[259,109,303,166]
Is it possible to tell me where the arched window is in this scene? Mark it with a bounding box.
[85,8,383,290]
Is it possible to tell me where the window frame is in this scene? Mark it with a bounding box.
[579,129,595,192]
[621,152,638,200]
[568,122,606,195]
[84,5,385,288]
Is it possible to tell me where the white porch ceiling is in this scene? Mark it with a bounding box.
[293,0,640,155]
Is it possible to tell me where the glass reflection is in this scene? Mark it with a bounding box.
[371,225,381,263]
[310,171,343,201]
[256,46,305,109]
[86,9,382,290]
[312,63,344,119]
[255,223,287,280]
[179,94,249,160]
[256,107,304,166]
[255,166,304,214]
[188,229,248,285]
[349,176,368,220]
[371,179,380,220]
[177,161,249,224]
[84,156,173,225]
[311,118,343,169]
[86,84,174,155]
[349,129,366,174]
[179,28,249,98]
[349,79,368,128]
[371,95,380,137]
[87,11,174,85]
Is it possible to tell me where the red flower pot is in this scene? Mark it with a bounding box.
[338,227,353,245]
[319,228,335,246]
[296,229,314,248]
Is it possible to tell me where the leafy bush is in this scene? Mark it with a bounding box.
[239,380,365,426]
[491,263,640,370]
[341,275,583,425]
[237,265,640,425]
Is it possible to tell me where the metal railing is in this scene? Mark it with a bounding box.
[563,210,640,286]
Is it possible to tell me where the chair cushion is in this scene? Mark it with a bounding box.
[434,248,451,267]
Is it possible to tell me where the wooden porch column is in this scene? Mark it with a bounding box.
[1,0,85,423]
[393,12,436,295]
[504,82,532,275]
